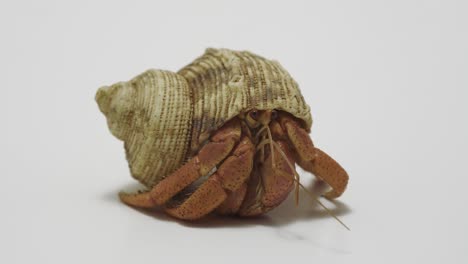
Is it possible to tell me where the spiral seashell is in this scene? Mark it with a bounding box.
[96,70,192,187]
[96,48,312,188]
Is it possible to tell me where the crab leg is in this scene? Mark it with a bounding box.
[279,114,349,199]
[216,183,248,215]
[298,148,348,199]
[119,118,241,208]
[165,136,254,220]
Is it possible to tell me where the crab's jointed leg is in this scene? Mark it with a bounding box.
[279,114,349,199]
[119,118,242,209]
[165,136,254,219]
[216,183,248,215]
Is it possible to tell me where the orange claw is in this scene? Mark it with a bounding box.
[260,140,295,208]
[280,113,349,199]
[304,148,348,199]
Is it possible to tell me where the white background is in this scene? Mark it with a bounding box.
[1,0,467,263]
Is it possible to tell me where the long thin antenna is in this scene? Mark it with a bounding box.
[297,181,350,231]
[265,125,275,168]
[254,126,268,141]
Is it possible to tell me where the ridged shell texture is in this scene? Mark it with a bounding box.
[96,70,192,187]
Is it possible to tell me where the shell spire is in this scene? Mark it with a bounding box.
[96,70,193,187]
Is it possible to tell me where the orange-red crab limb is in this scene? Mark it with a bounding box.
[278,113,349,199]
[119,118,255,220]
[119,110,348,220]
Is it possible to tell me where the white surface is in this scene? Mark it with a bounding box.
[1,0,467,263]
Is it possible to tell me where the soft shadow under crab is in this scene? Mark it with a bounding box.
[105,179,351,229]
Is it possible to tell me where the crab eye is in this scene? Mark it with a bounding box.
[271,110,278,120]
[249,110,258,120]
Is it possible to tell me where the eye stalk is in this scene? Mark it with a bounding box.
[245,109,278,128]
[249,110,259,120]
[271,110,278,120]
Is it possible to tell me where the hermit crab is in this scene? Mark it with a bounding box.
[96,48,349,222]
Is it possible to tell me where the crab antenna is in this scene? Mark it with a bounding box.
[298,181,350,231]
[264,125,275,169]
[255,126,268,141]
[255,125,276,171]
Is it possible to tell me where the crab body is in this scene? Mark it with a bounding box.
[96,48,348,220]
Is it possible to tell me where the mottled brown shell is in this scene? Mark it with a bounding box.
[96,48,312,188]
